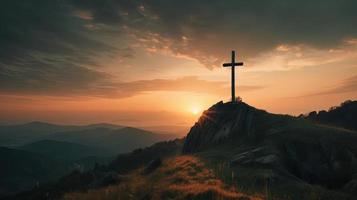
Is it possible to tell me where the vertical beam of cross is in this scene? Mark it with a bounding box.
[231,51,235,103]
[222,50,244,102]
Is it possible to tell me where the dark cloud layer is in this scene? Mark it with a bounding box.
[0,0,128,97]
[1,0,357,97]
[137,0,357,67]
[76,0,357,67]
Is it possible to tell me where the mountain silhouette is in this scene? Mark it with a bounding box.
[304,100,357,131]
[0,123,179,197]
[47,127,179,153]
[0,122,122,147]
[183,101,357,198]
[19,140,110,162]
[0,123,178,154]
[6,101,357,200]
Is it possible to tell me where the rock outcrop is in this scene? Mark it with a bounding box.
[182,101,357,195]
[183,101,262,153]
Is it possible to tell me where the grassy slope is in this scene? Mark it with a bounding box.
[62,155,263,200]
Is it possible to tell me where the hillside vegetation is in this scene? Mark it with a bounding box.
[62,156,263,200]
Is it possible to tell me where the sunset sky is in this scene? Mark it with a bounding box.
[1,0,357,128]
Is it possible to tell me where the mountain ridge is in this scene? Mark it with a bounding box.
[303,100,357,131]
[6,100,357,200]
[183,100,357,199]
[0,123,179,197]
[19,139,110,162]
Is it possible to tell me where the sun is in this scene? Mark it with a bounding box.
[191,107,201,115]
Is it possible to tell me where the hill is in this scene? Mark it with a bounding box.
[139,125,189,136]
[0,147,67,197]
[19,140,110,162]
[63,156,263,200]
[0,122,179,154]
[0,122,78,147]
[183,101,357,199]
[48,127,179,154]
[0,123,178,197]
[9,139,184,199]
[9,101,357,200]
[0,122,123,147]
[304,100,357,131]
[1,140,115,197]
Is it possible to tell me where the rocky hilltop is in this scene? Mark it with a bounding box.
[183,101,261,153]
[183,101,357,197]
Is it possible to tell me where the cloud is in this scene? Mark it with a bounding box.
[113,76,262,98]
[247,39,357,71]
[117,0,357,68]
[0,0,133,98]
[295,75,357,97]
[0,0,124,64]
[4,0,356,69]
[1,0,357,98]
[0,72,262,98]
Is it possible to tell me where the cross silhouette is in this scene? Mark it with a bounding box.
[223,50,244,102]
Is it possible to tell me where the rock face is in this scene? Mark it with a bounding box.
[182,101,357,194]
[183,101,261,153]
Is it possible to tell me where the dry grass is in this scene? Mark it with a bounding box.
[63,156,264,200]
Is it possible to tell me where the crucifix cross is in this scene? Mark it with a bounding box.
[222,50,244,102]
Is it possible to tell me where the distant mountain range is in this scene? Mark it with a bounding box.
[139,125,189,136]
[11,100,357,200]
[19,140,109,162]
[0,122,179,197]
[5,100,357,199]
[0,122,178,153]
[47,126,178,153]
[0,122,123,147]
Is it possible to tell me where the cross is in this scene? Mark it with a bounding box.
[223,50,244,102]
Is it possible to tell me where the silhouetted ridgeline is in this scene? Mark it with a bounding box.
[183,101,357,199]
[0,122,179,197]
[303,100,357,131]
[5,101,357,200]
[8,139,183,200]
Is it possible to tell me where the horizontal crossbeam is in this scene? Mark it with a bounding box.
[223,62,243,67]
